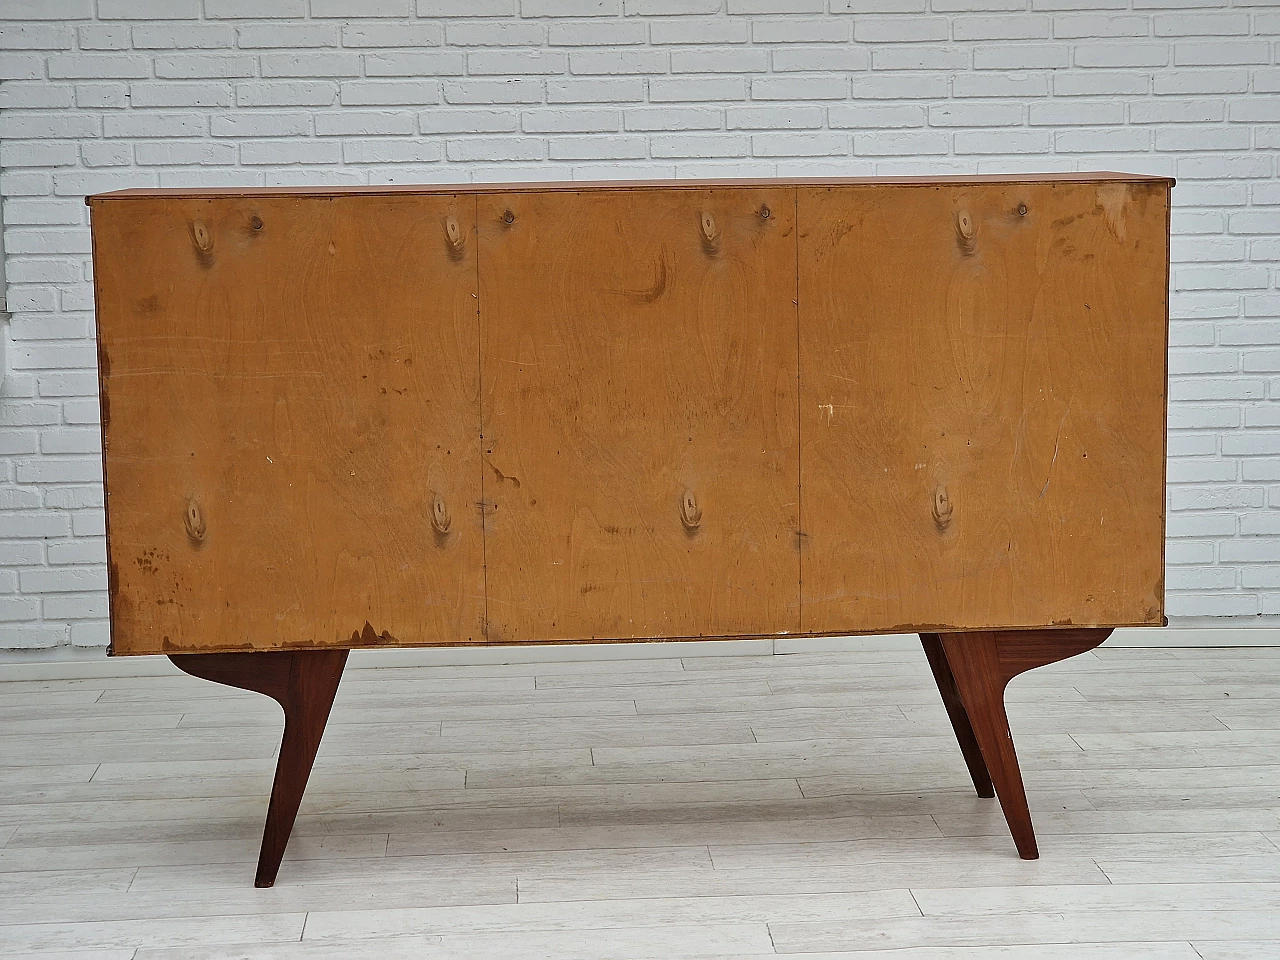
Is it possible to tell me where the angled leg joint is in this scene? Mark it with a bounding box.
[169,648,349,887]
[920,628,1111,860]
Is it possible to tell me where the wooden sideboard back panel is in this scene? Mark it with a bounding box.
[89,177,1169,655]
[799,181,1169,634]
[91,195,486,655]
[478,188,801,642]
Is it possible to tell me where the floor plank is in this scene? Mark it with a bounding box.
[769,910,1279,953]
[134,924,776,959]
[1194,944,1280,960]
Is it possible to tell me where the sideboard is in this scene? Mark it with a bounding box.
[88,173,1171,886]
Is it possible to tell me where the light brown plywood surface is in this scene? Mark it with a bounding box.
[91,194,486,654]
[89,176,1172,654]
[797,180,1169,634]
[477,188,801,642]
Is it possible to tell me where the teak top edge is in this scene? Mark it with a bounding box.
[86,171,1173,203]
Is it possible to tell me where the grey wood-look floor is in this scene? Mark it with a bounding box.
[2,644,1280,959]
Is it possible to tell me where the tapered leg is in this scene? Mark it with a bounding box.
[169,649,349,887]
[920,633,993,799]
[938,633,1036,857]
[926,628,1112,860]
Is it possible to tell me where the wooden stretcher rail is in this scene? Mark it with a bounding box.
[88,173,1171,884]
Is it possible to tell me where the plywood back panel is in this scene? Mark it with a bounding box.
[477,188,801,642]
[89,176,1170,654]
[797,180,1169,633]
[91,195,485,654]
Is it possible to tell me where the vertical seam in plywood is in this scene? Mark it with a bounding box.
[793,187,803,635]
[474,193,490,642]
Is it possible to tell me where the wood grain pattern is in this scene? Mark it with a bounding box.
[89,176,1171,655]
[798,181,1169,635]
[91,195,485,655]
[477,188,801,642]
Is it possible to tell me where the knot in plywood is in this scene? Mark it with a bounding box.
[680,489,703,532]
[932,485,953,532]
[444,215,464,258]
[955,210,977,256]
[431,494,451,536]
[698,211,721,254]
[189,219,214,266]
[184,498,207,544]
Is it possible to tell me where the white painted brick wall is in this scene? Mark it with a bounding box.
[1,0,1277,655]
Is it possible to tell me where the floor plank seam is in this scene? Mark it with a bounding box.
[907,887,925,918]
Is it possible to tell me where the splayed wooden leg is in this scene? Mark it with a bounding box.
[927,628,1112,859]
[920,632,994,799]
[169,648,349,887]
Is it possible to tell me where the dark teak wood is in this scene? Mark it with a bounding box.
[920,628,1112,859]
[920,633,994,799]
[168,649,349,887]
